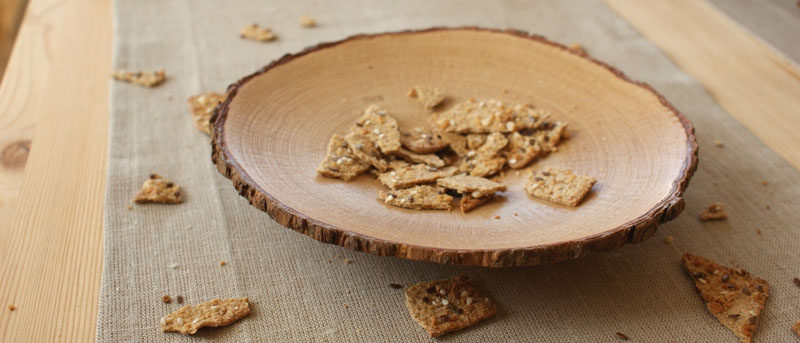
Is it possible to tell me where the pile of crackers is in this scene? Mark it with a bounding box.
[317,86,596,212]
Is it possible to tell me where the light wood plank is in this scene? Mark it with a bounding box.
[605,0,800,170]
[0,0,110,341]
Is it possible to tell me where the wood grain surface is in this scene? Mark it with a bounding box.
[0,0,798,341]
[212,28,697,266]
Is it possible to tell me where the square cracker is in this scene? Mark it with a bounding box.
[433,98,549,134]
[400,127,448,154]
[699,203,727,221]
[525,168,595,206]
[187,92,225,135]
[377,162,457,189]
[682,253,769,343]
[317,134,370,181]
[134,174,184,204]
[408,85,446,109]
[160,298,251,335]
[405,275,497,337]
[356,104,402,154]
[437,174,506,198]
[111,70,166,87]
[345,130,390,171]
[379,185,453,210]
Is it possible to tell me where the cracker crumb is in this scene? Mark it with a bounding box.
[134,174,183,204]
[343,258,353,264]
[389,283,404,289]
[664,236,674,244]
[493,215,500,219]
[299,15,316,28]
[761,180,767,186]
[111,70,166,87]
[614,331,629,340]
[793,320,800,337]
[513,213,518,216]
[8,304,15,311]
[240,23,276,42]
[714,139,723,147]
[699,202,727,221]
[176,295,184,304]
[126,205,133,211]
[160,298,250,335]
[756,229,761,235]
[169,262,180,269]
[569,43,586,54]
[344,304,349,309]
[162,295,172,303]
[766,205,771,210]
[219,261,226,266]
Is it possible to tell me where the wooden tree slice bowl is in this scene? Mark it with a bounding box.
[211,27,698,267]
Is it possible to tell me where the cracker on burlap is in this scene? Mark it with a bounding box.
[187,92,225,135]
[111,70,166,87]
[240,23,276,41]
[317,134,370,181]
[524,168,595,206]
[134,174,184,204]
[699,203,728,221]
[405,275,497,337]
[682,253,769,343]
[160,298,251,335]
[379,185,453,210]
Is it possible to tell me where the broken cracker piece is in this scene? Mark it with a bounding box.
[525,168,595,207]
[400,127,448,154]
[436,130,469,157]
[160,298,250,335]
[405,275,497,337]
[532,121,568,153]
[316,134,370,181]
[344,130,389,171]
[394,147,445,168]
[504,132,541,169]
[111,70,166,87]
[466,134,487,150]
[408,85,446,109]
[460,156,506,177]
[433,98,549,134]
[377,163,457,189]
[700,203,727,221]
[379,185,453,210]
[187,92,225,135]
[682,253,768,343]
[437,174,506,198]
[240,23,276,41]
[460,194,496,213]
[134,174,184,204]
[356,104,402,154]
[299,15,316,28]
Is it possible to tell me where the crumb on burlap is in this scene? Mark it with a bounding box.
[615,331,629,340]
[133,174,184,204]
[127,205,133,211]
[793,320,800,337]
[344,258,353,264]
[299,15,316,28]
[756,229,761,235]
[761,181,767,186]
[714,139,723,147]
[699,202,727,221]
[219,261,226,266]
[111,69,166,87]
[664,236,674,244]
[493,215,500,219]
[569,43,586,54]
[389,283,404,289]
[240,23,276,41]
[176,295,184,304]
[162,295,172,304]
[160,298,250,335]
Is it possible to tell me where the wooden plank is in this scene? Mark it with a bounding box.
[0,0,110,341]
[604,0,800,170]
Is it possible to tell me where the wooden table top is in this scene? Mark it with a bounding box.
[0,0,798,341]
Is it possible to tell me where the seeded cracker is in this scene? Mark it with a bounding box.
[532,121,568,153]
[379,185,453,210]
[437,174,506,198]
[700,203,728,221]
[525,169,595,207]
[682,253,769,343]
[460,132,508,177]
[393,147,445,167]
[433,98,549,134]
[460,194,496,213]
[187,92,225,135]
[400,127,448,154]
[317,134,370,180]
[408,85,446,109]
[405,275,497,337]
[356,104,402,154]
[435,129,469,157]
[504,131,541,169]
[378,162,457,189]
[160,298,251,335]
[111,70,166,87]
[344,130,389,171]
[240,24,276,41]
[466,133,487,150]
[134,174,184,204]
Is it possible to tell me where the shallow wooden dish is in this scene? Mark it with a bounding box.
[211,27,697,267]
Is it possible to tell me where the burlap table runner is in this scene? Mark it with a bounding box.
[98,0,800,341]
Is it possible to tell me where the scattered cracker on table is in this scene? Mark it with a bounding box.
[344,130,389,171]
[408,85,446,109]
[240,23,276,41]
[525,168,596,207]
[378,162,457,189]
[134,174,184,204]
[432,98,549,134]
[460,194,496,213]
[299,15,316,28]
[400,127,448,154]
[356,104,402,154]
[394,147,445,167]
[504,131,541,169]
[437,174,506,198]
[160,298,251,335]
[187,92,225,135]
[404,275,497,337]
[111,70,166,87]
[379,185,453,210]
[699,203,727,221]
[316,134,370,181]
[682,253,769,343]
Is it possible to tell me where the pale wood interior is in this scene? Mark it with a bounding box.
[223,29,690,250]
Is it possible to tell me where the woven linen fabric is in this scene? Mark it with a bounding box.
[98,0,800,341]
